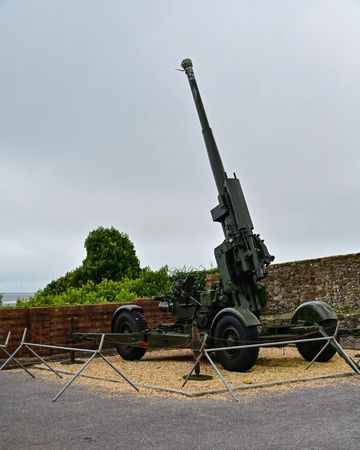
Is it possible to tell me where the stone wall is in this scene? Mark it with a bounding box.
[264,253,360,315]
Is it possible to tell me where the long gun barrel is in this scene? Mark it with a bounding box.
[180,59,227,196]
[181,58,254,233]
[181,58,274,316]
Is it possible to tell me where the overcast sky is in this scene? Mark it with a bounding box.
[1,0,360,292]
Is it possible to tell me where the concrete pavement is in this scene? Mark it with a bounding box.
[0,371,359,449]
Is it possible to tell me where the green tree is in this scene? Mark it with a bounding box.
[40,227,140,297]
[82,226,140,283]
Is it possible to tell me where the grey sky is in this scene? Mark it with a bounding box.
[1,0,360,292]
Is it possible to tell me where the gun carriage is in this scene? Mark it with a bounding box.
[76,59,352,372]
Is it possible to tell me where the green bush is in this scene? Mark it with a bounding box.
[15,266,173,308]
[169,266,219,290]
[41,266,86,296]
[13,266,219,308]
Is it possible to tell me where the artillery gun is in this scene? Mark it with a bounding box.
[107,59,340,372]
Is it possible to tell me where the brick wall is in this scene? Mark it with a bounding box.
[0,300,172,356]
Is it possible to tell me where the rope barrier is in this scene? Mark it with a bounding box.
[1,326,359,403]
[0,329,138,402]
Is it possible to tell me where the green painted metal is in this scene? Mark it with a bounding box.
[291,301,338,325]
[209,307,260,339]
[77,58,347,372]
[111,304,144,330]
[181,58,274,318]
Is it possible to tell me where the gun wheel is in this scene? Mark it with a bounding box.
[296,319,338,362]
[112,311,148,361]
[213,315,259,372]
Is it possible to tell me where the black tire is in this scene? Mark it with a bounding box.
[213,315,259,372]
[112,311,148,361]
[296,319,338,362]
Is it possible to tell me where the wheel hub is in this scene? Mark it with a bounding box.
[223,327,240,357]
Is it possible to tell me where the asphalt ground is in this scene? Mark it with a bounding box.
[1,370,359,450]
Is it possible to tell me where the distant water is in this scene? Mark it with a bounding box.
[1,293,33,306]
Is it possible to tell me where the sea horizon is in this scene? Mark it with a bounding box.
[1,293,34,305]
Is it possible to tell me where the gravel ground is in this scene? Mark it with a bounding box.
[28,346,360,401]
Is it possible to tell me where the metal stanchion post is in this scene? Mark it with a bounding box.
[182,334,209,387]
[318,328,360,375]
[0,329,35,378]
[204,350,238,402]
[52,334,139,402]
[306,322,340,370]
[61,315,84,365]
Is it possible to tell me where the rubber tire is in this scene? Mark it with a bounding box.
[296,319,338,362]
[213,315,259,372]
[112,311,148,361]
